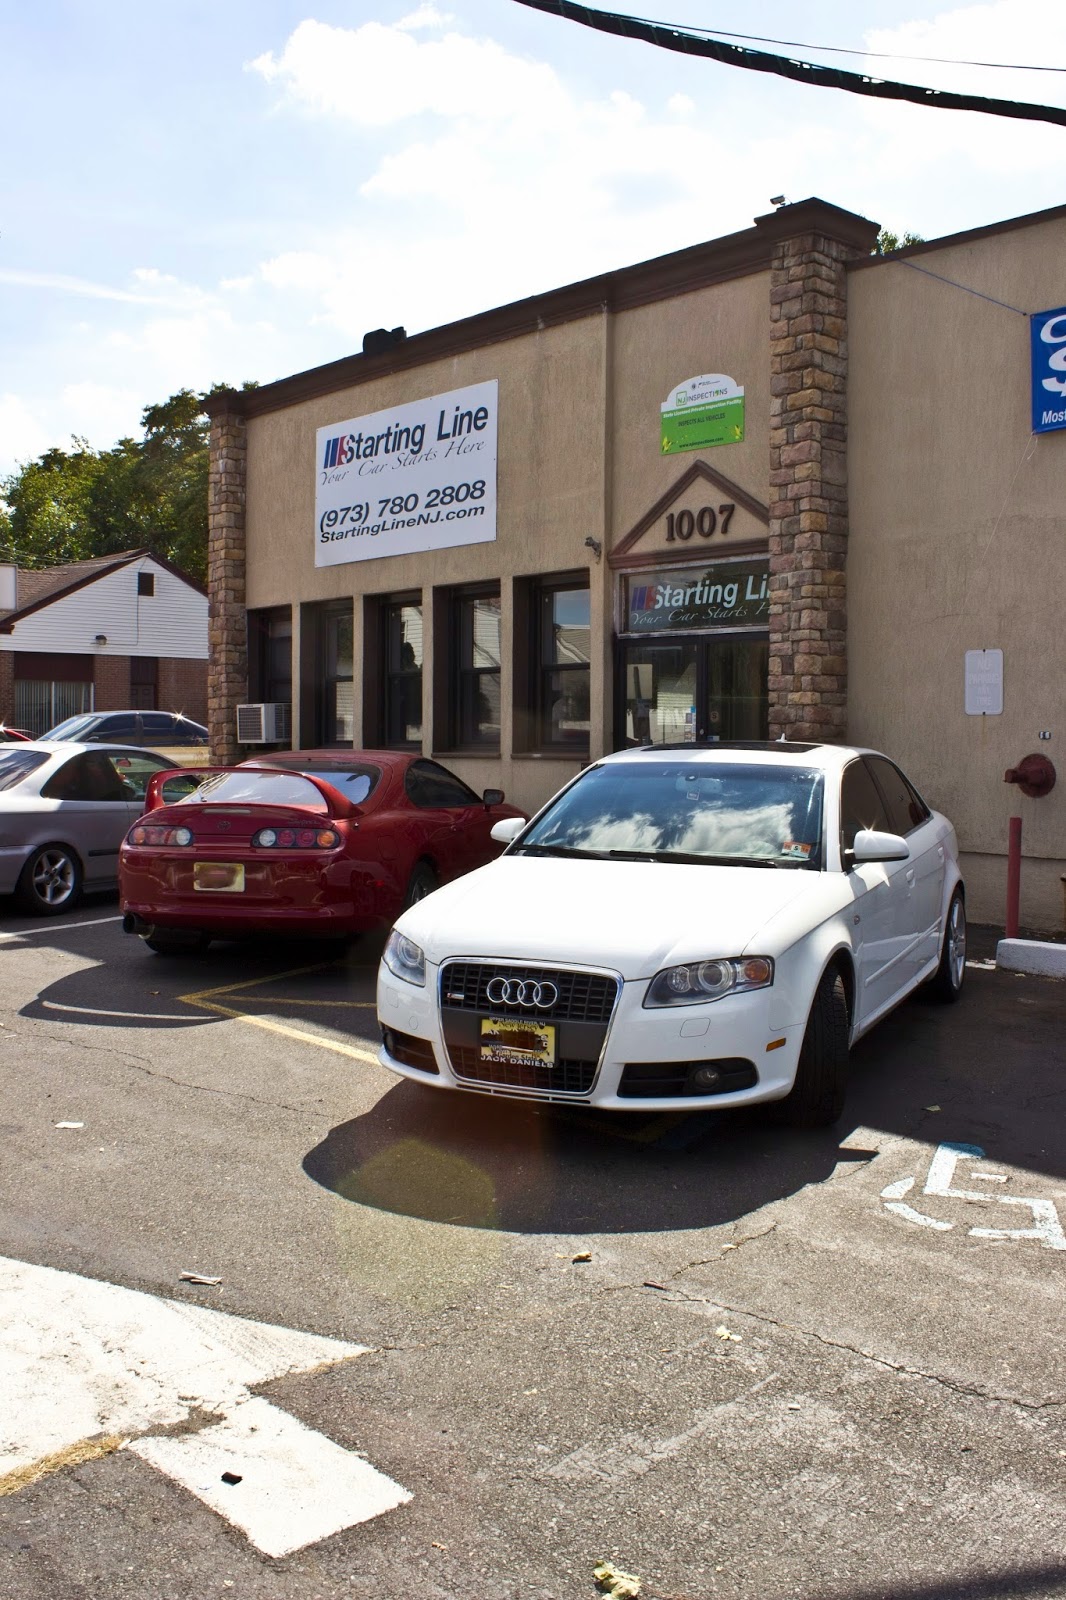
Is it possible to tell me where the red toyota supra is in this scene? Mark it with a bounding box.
[119,749,525,955]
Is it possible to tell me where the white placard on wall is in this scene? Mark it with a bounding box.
[964,649,1003,715]
[314,380,497,567]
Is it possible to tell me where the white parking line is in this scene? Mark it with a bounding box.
[41,1000,203,1024]
[0,1254,410,1555]
[0,915,123,941]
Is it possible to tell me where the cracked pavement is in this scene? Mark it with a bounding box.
[0,905,1064,1600]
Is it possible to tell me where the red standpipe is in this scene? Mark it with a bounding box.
[1005,816,1022,939]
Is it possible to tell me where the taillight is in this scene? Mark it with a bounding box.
[251,827,341,850]
[128,825,194,847]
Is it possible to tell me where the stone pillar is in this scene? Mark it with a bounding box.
[207,407,248,764]
[766,215,871,742]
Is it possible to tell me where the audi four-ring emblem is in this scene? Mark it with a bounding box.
[485,977,559,1009]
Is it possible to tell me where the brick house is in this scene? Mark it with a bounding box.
[0,549,207,734]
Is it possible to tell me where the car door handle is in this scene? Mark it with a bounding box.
[905,869,915,885]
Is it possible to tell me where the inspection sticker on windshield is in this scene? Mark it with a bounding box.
[480,1018,556,1066]
[782,841,812,859]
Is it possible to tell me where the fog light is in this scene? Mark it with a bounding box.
[689,1065,721,1090]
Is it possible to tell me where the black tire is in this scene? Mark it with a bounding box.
[928,889,966,1003]
[144,933,211,957]
[403,863,438,909]
[770,967,850,1128]
[15,844,83,916]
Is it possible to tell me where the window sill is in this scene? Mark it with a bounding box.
[510,750,589,761]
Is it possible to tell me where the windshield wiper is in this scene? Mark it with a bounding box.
[514,844,608,859]
[608,850,780,867]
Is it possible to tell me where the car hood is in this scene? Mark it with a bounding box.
[398,854,838,977]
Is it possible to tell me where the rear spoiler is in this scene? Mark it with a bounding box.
[143,766,363,818]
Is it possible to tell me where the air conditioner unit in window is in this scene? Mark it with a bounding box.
[236,702,291,744]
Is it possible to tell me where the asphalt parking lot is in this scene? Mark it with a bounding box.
[1,896,1064,1600]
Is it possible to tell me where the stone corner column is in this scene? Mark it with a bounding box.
[765,215,872,744]
[207,406,248,765]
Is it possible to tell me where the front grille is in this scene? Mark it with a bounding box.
[447,1047,596,1096]
[440,962,618,1023]
[381,1027,440,1074]
[617,1058,758,1099]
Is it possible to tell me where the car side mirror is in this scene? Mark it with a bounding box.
[482,788,505,806]
[490,817,525,844]
[850,828,910,865]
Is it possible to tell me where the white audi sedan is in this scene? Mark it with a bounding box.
[376,742,965,1127]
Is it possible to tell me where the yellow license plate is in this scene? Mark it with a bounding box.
[480,1016,556,1066]
[193,862,245,893]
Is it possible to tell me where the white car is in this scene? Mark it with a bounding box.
[376,742,966,1127]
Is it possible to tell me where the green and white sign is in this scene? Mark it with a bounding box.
[661,373,744,454]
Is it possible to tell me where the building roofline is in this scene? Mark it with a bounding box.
[0,548,206,634]
[848,197,1066,273]
[204,197,878,422]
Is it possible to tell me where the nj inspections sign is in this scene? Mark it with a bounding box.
[315,380,498,566]
[1031,307,1066,433]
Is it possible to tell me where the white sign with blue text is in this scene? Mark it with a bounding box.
[1030,307,1066,434]
[315,379,498,566]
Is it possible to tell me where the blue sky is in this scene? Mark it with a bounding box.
[1,0,1064,474]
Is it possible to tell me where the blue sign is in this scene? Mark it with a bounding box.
[1031,306,1066,433]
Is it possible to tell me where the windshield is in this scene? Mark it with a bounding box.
[43,715,96,740]
[517,761,825,867]
[0,750,49,791]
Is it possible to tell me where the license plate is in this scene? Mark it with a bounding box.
[193,862,245,893]
[480,1016,556,1066]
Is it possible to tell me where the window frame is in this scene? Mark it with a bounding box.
[440,584,501,753]
[524,574,591,755]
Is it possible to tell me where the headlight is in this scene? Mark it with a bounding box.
[644,956,773,1008]
[382,928,426,987]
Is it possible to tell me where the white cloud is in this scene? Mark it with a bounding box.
[247,17,570,129]
[0,395,52,472]
[396,4,453,30]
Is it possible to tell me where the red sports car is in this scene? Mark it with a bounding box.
[119,750,526,955]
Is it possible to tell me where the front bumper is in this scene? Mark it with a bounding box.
[376,957,804,1111]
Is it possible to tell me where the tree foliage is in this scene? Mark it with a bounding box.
[0,384,255,586]
[876,228,924,254]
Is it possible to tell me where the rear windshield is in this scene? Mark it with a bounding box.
[0,750,49,791]
[179,771,334,809]
[245,762,380,806]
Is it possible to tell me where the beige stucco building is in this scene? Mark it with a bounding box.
[204,196,1066,931]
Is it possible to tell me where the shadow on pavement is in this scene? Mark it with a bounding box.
[304,961,1066,1232]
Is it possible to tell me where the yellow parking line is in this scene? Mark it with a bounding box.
[178,960,380,1065]
[219,997,375,1009]
[180,960,342,1004]
[187,999,381,1066]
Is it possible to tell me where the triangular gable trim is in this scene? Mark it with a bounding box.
[608,460,768,569]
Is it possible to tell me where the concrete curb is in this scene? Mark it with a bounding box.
[996,938,1066,978]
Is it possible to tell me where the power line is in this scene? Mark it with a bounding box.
[511,0,1066,128]
[624,12,1066,74]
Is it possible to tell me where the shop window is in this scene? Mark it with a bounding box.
[249,608,293,708]
[305,601,354,747]
[439,587,501,751]
[535,579,590,751]
[513,572,591,754]
[383,599,423,747]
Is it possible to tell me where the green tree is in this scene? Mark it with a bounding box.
[876,228,924,254]
[0,383,255,585]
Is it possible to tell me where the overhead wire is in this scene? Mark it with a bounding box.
[620,13,1066,73]
[510,0,1066,128]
